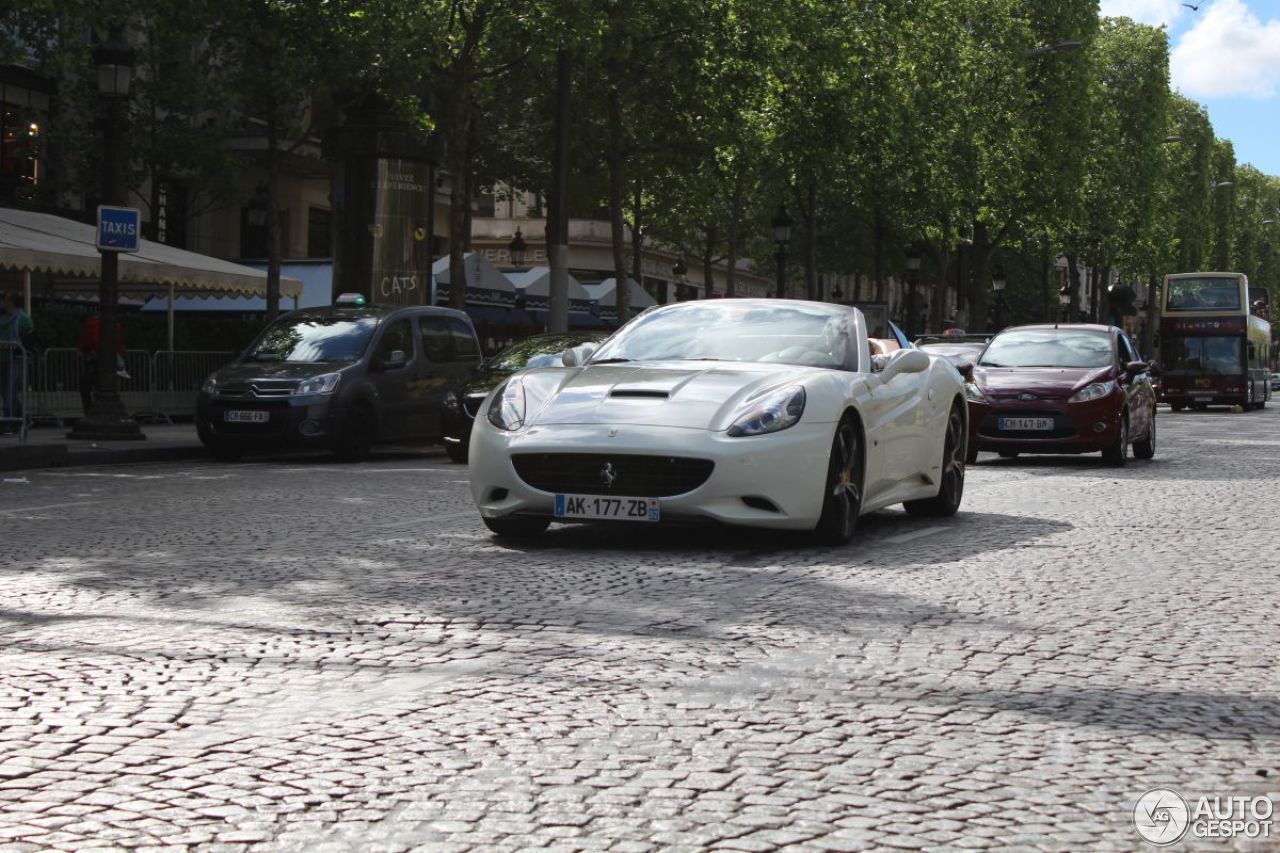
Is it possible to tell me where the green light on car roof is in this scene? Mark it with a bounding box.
[335,293,367,307]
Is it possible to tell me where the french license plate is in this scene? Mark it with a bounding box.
[998,417,1053,431]
[225,410,269,423]
[554,494,660,522]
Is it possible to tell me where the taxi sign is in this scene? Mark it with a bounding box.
[96,206,141,253]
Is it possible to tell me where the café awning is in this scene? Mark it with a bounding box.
[0,207,302,297]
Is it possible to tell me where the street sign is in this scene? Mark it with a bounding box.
[96,206,141,253]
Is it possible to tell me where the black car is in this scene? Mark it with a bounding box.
[197,296,482,462]
[442,331,609,463]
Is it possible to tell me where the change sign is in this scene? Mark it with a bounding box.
[97,206,141,253]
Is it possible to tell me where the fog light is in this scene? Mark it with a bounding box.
[1093,422,1107,433]
[299,420,322,437]
[489,488,509,501]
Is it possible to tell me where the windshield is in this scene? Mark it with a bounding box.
[1165,276,1243,312]
[1162,336,1244,375]
[487,334,602,372]
[588,302,860,370]
[246,315,379,363]
[979,329,1113,368]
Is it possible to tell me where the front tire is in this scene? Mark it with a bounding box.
[209,443,243,463]
[335,406,375,463]
[998,451,1019,459]
[814,416,864,545]
[445,441,468,464]
[1133,409,1156,460]
[905,404,966,517]
[1102,415,1129,467]
[483,515,550,539]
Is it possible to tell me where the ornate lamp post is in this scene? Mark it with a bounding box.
[771,204,793,299]
[69,26,143,441]
[1059,283,1072,323]
[992,269,1008,331]
[508,227,527,271]
[904,248,923,338]
[671,258,688,302]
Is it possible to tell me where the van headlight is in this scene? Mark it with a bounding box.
[201,375,217,396]
[727,386,805,437]
[487,378,527,430]
[295,373,340,396]
[1068,380,1116,403]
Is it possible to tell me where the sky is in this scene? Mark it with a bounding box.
[1099,0,1280,175]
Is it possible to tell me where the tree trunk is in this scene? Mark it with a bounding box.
[447,55,474,311]
[631,180,644,296]
[264,92,281,321]
[872,206,885,302]
[546,47,571,333]
[1089,265,1102,322]
[607,85,630,325]
[804,181,817,300]
[969,220,990,332]
[702,225,717,298]
[725,166,745,297]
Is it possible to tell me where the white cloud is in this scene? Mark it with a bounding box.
[1099,0,1185,27]
[1171,0,1280,98]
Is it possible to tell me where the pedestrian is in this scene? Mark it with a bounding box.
[78,313,128,416]
[0,293,35,431]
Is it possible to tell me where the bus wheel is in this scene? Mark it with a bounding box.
[1170,403,1185,412]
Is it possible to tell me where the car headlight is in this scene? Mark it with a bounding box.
[727,385,805,437]
[487,378,526,430]
[294,372,340,396]
[1068,380,1116,403]
[964,382,987,403]
[443,390,459,410]
[201,375,217,395]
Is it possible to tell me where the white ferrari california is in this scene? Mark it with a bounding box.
[468,299,967,543]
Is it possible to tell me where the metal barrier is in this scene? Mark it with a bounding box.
[0,341,30,443]
[27,349,235,426]
[145,351,235,421]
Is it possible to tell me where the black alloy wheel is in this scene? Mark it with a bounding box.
[1102,414,1129,467]
[814,416,864,545]
[905,403,966,517]
[1133,408,1156,460]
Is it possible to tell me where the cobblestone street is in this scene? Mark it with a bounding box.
[2,407,1278,852]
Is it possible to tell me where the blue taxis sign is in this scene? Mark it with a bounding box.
[96,206,141,253]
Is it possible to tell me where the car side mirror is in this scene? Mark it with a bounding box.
[879,348,930,382]
[956,362,975,380]
[562,342,599,367]
[383,349,408,369]
[1125,360,1148,377]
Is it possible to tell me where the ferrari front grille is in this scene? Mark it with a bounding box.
[511,453,714,497]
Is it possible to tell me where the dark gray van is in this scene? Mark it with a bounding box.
[196,296,482,461]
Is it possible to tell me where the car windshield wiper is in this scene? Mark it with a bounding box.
[589,357,634,364]
[248,353,284,362]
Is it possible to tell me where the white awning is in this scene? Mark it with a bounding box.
[0,207,302,298]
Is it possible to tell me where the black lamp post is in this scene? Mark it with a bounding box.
[904,248,922,338]
[1059,283,1072,323]
[771,204,793,299]
[992,270,1008,331]
[69,26,143,441]
[508,227,527,270]
[671,258,688,302]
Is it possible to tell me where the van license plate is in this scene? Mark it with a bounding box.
[998,417,1053,431]
[225,410,269,423]
[554,495,660,522]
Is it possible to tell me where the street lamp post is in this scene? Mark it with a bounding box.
[69,26,143,441]
[1058,283,1072,323]
[904,248,922,338]
[771,204,793,299]
[992,270,1008,331]
[508,227,527,271]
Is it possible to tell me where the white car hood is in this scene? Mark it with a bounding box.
[520,362,818,431]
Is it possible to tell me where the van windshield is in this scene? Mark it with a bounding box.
[246,316,379,363]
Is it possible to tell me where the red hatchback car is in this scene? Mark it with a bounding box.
[964,324,1157,466]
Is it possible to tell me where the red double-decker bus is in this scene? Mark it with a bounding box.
[1159,272,1272,410]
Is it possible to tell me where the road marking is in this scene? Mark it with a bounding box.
[883,525,950,544]
[0,501,100,516]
